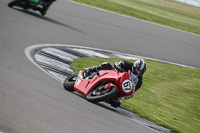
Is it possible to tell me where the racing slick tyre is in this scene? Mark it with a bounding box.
[86,86,118,103]
[63,74,77,92]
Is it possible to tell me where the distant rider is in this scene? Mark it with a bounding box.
[84,59,147,107]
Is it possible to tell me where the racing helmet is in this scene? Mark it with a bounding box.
[132,59,147,75]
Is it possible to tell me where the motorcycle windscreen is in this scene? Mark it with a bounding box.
[28,0,39,5]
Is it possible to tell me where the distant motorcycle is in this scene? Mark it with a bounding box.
[63,69,138,107]
[8,0,56,16]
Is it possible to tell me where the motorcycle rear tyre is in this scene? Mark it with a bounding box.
[63,75,77,92]
[86,87,118,103]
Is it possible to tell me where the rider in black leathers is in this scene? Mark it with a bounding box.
[84,59,147,107]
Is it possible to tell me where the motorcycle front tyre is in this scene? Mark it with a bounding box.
[8,0,20,7]
[86,87,118,103]
[63,74,77,92]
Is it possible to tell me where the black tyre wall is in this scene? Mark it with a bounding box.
[86,87,118,103]
[63,75,77,92]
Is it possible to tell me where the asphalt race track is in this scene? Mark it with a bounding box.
[0,0,200,133]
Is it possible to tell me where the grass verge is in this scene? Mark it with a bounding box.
[72,0,200,34]
[71,57,200,133]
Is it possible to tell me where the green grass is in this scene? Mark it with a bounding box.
[72,0,200,34]
[71,57,200,133]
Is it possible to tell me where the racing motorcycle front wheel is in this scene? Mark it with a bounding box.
[63,74,77,92]
[86,85,118,103]
[8,0,20,7]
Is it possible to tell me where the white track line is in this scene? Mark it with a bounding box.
[25,44,197,70]
[25,44,198,83]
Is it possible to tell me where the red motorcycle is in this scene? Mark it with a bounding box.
[63,69,137,105]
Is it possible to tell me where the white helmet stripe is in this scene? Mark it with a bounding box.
[140,59,144,70]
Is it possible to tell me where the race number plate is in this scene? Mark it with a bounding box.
[122,80,133,93]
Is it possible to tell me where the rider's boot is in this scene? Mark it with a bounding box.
[39,0,55,16]
[39,5,49,16]
[84,62,113,77]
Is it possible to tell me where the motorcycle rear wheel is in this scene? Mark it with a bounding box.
[63,74,77,92]
[86,86,118,103]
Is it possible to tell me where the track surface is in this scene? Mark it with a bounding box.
[0,0,200,133]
